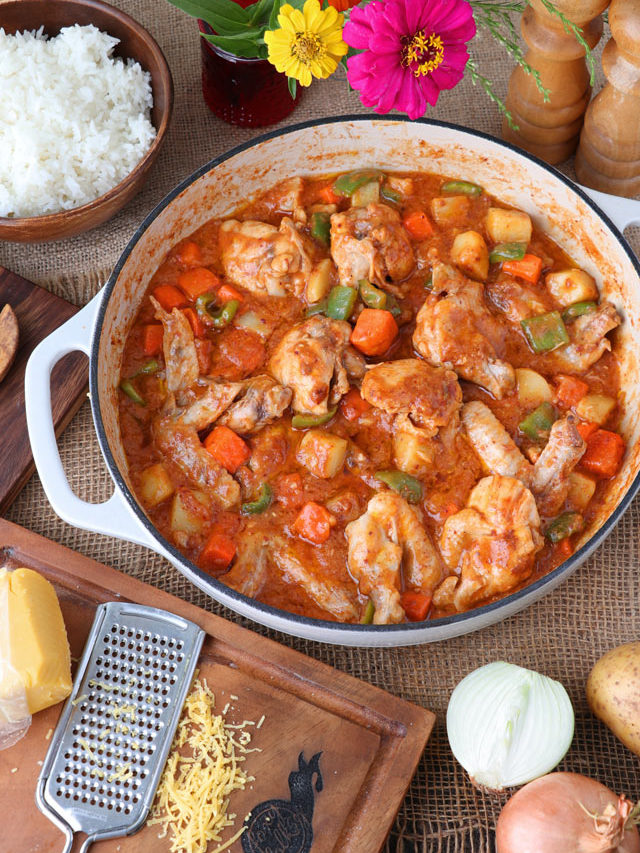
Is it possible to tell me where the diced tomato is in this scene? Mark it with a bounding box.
[340,388,372,421]
[204,426,251,473]
[200,532,236,571]
[153,284,186,312]
[316,182,341,205]
[142,324,163,356]
[274,473,305,509]
[350,308,398,356]
[195,338,212,374]
[555,374,589,408]
[183,307,205,337]
[580,429,625,479]
[217,283,244,303]
[502,254,543,284]
[178,267,221,300]
[555,538,574,560]
[402,210,434,240]
[400,591,432,622]
[175,240,202,268]
[293,501,336,544]
[576,420,599,441]
[217,328,266,377]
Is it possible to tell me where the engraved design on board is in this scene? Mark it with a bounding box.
[242,751,323,853]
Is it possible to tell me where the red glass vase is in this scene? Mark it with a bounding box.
[198,20,302,128]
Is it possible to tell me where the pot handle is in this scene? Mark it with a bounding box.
[579,185,640,232]
[25,291,156,549]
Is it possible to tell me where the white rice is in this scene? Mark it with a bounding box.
[0,24,157,219]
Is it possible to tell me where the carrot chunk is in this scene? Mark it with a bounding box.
[142,324,163,356]
[293,501,336,544]
[502,254,543,284]
[178,267,221,300]
[316,182,341,205]
[175,240,202,267]
[340,388,372,421]
[402,210,434,240]
[350,308,398,356]
[200,532,236,571]
[217,283,244,303]
[183,307,205,338]
[580,429,625,479]
[203,426,251,474]
[400,591,432,622]
[555,538,574,560]
[555,374,589,408]
[576,421,599,441]
[152,285,186,312]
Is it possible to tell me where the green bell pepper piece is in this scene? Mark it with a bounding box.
[489,242,527,264]
[210,299,240,328]
[310,211,331,246]
[385,293,402,319]
[333,170,383,197]
[291,407,337,429]
[195,291,216,319]
[519,402,557,442]
[241,483,273,515]
[326,285,357,321]
[424,274,433,291]
[359,279,387,310]
[133,359,159,377]
[545,511,584,544]
[521,311,570,353]
[119,379,145,406]
[375,470,423,504]
[360,599,375,624]
[562,301,597,323]
[305,300,328,318]
[380,185,402,205]
[441,179,483,197]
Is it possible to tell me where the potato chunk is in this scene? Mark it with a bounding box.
[567,471,596,511]
[170,489,209,537]
[306,258,334,304]
[139,463,174,507]
[486,208,532,244]
[451,230,489,281]
[296,430,348,479]
[575,393,616,426]
[431,195,470,226]
[545,269,598,307]
[515,368,552,408]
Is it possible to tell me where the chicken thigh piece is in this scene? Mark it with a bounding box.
[219,217,315,297]
[413,262,515,399]
[434,475,543,612]
[346,491,443,624]
[461,400,585,516]
[549,302,621,373]
[330,202,415,291]
[361,359,462,435]
[268,315,366,415]
[150,296,199,394]
[487,275,549,323]
[218,375,292,434]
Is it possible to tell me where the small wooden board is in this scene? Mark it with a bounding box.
[0,519,435,853]
[0,267,88,513]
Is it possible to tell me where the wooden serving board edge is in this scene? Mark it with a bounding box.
[0,518,435,853]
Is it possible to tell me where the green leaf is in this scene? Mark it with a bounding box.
[248,0,274,25]
[203,31,264,56]
[288,76,297,99]
[268,0,283,28]
[167,0,252,26]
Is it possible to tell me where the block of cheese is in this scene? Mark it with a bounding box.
[0,568,72,714]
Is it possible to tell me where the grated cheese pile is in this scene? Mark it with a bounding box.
[148,678,260,853]
[0,24,156,218]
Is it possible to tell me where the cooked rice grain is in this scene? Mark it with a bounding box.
[0,24,156,218]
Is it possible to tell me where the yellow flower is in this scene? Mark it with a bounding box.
[264,0,348,87]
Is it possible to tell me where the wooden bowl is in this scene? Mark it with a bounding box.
[0,0,173,242]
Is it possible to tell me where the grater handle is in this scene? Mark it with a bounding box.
[25,291,156,550]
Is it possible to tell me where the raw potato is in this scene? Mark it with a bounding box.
[486,207,532,244]
[587,642,640,757]
[0,303,19,382]
[451,230,489,281]
[545,269,598,307]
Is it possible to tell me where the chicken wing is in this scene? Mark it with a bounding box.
[218,375,292,434]
[361,358,462,435]
[219,217,314,298]
[346,492,443,624]
[268,315,366,415]
[150,296,199,394]
[487,275,548,323]
[461,400,585,516]
[550,302,621,373]
[434,475,543,612]
[413,262,515,399]
[330,202,415,291]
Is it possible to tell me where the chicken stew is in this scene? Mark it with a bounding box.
[118,170,623,624]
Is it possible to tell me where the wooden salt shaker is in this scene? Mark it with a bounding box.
[575,0,640,196]
[502,0,610,165]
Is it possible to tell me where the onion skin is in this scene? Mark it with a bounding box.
[496,772,640,853]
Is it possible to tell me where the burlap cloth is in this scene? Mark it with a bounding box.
[2,2,640,849]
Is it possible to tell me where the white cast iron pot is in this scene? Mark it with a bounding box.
[25,117,640,647]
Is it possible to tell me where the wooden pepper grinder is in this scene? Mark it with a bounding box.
[575,0,640,196]
[502,0,610,165]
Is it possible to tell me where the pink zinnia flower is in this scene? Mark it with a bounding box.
[343,0,476,119]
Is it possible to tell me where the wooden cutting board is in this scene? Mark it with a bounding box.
[0,267,88,513]
[0,519,435,853]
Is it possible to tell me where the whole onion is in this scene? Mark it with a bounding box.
[496,772,640,853]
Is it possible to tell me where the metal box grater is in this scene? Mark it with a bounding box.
[36,601,205,853]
